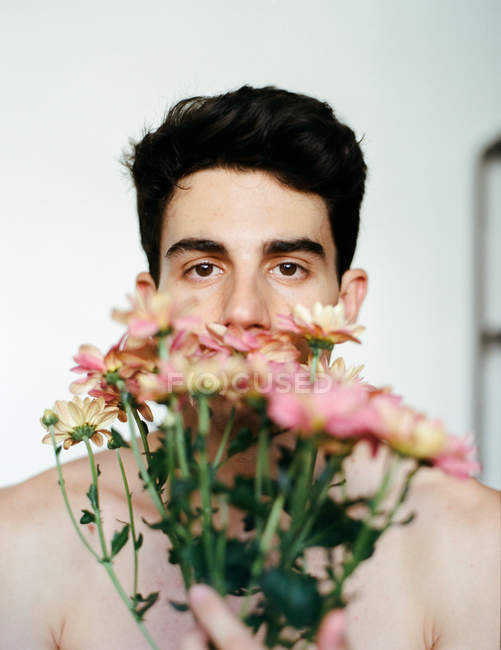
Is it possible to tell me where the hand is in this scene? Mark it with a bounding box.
[181,585,349,650]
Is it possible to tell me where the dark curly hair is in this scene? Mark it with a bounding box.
[124,84,367,287]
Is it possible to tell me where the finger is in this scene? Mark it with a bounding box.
[188,584,262,650]
[317,609,349,650]
[180,626,208,650]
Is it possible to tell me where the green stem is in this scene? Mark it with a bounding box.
[197,395,216,587]
[260,494,285,553]
[132,409,152,469]
[166,423,176,502]
[116,449,139,596]
[164,427,193,590]
[100,562,161,650]
[86,442,160,648]
[239,493,285,620]
[213,404,236,468]
[157,335,169,361]
[49,429,159,650]
[84,438,108,560]
[173,403,190,478]
[255,426,271,536]
[48,427,99,560]
[309,347,321,382]
[284,453,339,566]
[121,390,167,519]
[281,440,317,566]
[214,495,229,597]
[197,394,210,436]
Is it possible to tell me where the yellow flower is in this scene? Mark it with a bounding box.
[328,356,365,383]
[278,301,365,348]
[302,354,365,383]
[41,396,119,449]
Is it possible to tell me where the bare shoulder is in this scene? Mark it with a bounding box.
[409,466,500,547]
[408,468,500,649]
[0,448,143,649]
[0,463,82,647]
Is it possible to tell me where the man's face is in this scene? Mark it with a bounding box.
[149,167,366,330]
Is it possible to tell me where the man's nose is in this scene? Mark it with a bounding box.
[220,273,271,330]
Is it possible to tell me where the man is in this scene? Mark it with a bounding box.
[1,85,499,649]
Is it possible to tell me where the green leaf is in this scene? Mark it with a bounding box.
[168,535,258,595]
[277,444,295,471]
[300,498,366,550]
[133,592,159,621]
[96,463,101,477]
[55,445,62,457]
[147,446,168,490]
[107,427,130,450]
[144,516,172,537]
[137,418,149,437]
[183,426,193,462]
[226,476,267,516]
[79,509,96,524]
[259,568,322,629]
[242,512,256,532]
[86,484,98,510]
[244,612,266,633]
[169,538,208,583]
[171,477,198,502]
[134,533,144,551]
[223,538,258,594]
[111,524,130,557]
[169,600,189,612]
[353,526,382,562]
[227,426,255,458]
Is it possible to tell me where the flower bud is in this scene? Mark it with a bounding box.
[41,409,59,427]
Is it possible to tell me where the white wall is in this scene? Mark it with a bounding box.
[2,0,500,488]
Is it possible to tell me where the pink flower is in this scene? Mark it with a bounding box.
[267,377,381,447]
[247,331,300,364]
[70,337,156,400]
[432,432,481,478]
[87,381,152,423]
[370,394,448,459]
[204,323,263,353]
[136,355,188,402]
[201,323,298,360]
[70,342,122,395]
[112,281,199,339]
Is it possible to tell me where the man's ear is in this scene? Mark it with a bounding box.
[135,271,157,292]
[339,268,368,323]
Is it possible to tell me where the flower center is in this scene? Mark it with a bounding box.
[72,424,97,441]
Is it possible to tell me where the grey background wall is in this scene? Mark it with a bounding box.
[2,0,500,488]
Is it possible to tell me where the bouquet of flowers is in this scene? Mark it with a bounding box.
[40,283,480,649]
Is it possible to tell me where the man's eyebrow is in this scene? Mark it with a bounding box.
[165,238,228,258]
[164,237,326,260]
[263,238,326,259]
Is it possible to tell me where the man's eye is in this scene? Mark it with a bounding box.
[184,262,222,279]
[272,262,308,278]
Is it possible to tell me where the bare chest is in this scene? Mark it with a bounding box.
[59,522,429,650]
